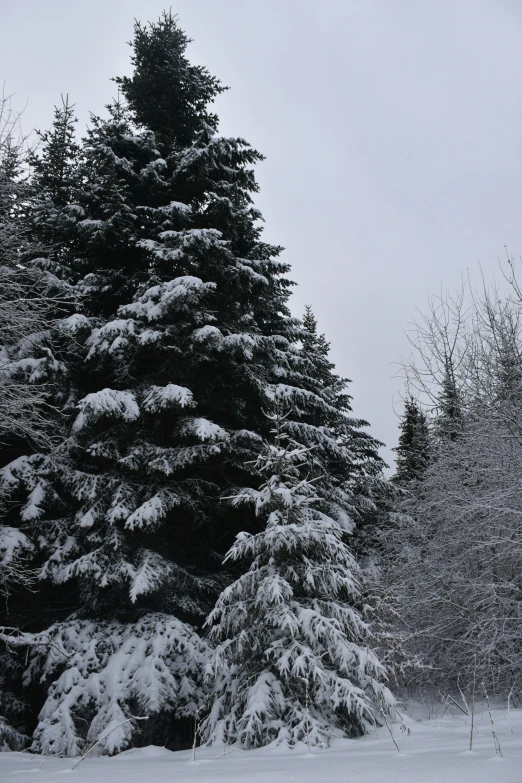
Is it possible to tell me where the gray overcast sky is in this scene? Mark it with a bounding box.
[2,0,522,466]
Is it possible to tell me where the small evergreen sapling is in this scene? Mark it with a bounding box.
[203,407,395,748]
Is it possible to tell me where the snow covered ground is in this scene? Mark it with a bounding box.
[2,705,521,783]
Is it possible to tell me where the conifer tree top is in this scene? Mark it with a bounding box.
[31,96,79,208]
[393,397,430,484]
[116,11,226,150]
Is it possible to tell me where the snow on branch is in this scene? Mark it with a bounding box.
[4,614,209,757]
[73,388,140,431]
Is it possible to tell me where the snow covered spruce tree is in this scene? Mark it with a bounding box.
[0,18,249,753]
[27,95,81,263]
[392,398,431,485]
[298,305,390,550]
[299,305,398,672]
[0,13,393,753]
[204,407,395,748]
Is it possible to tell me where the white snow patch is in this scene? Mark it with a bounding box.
[59,313,91,333]
[87,319,136,357]
[192,325,223,343]
[2,707,522,782]
[124,492,179,531]
[0,526,33,562]
[180,417,228,442]
[122,277,215,322]
[73,389,140,430]
[20,482,46,521]
[143,384,195,412]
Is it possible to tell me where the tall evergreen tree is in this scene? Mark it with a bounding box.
[393,398,431,484]
[31,97,80,210]
[0,14,394,753]
[435,358,462,442]
[27,96,82,267]
[299,307,393,561]
[301,305,351,413]
[299,304,386,519]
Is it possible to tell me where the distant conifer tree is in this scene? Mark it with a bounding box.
[435,359,462,442]
[393,398,431,483]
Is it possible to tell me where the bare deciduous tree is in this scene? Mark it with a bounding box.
[389,272,522,698]
[0,88,66,598]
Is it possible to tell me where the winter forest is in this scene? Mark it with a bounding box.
[1,9,522,780]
